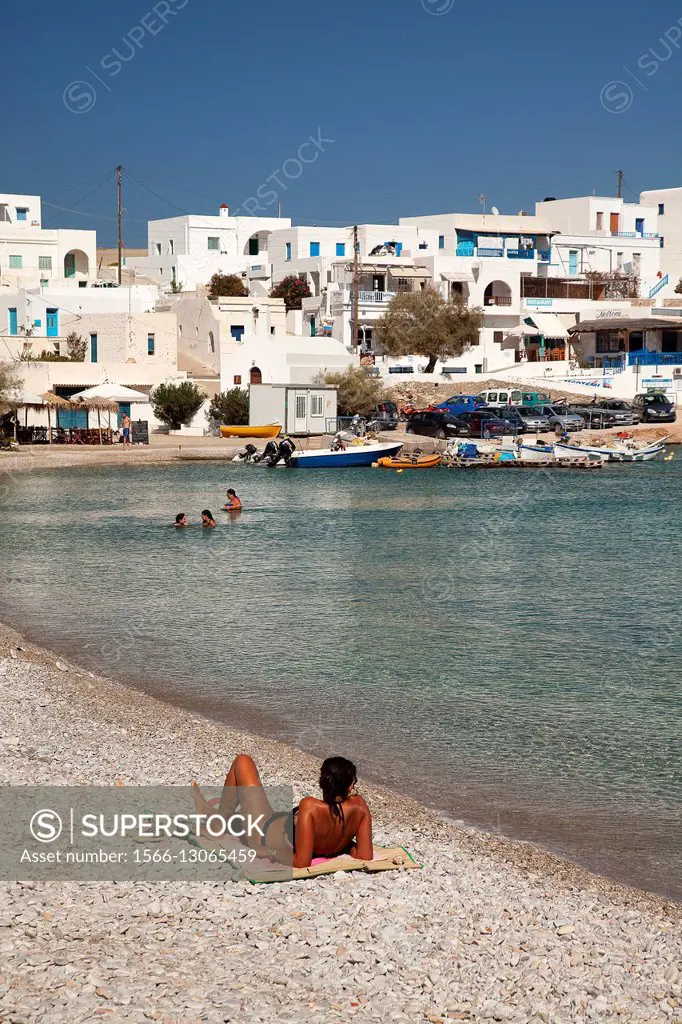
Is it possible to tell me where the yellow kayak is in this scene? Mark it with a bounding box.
[376,453,442,469]
[220,423,281,439]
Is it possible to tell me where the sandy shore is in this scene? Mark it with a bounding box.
[0,621,680,1023]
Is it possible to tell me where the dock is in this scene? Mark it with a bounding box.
[441,457,602,470]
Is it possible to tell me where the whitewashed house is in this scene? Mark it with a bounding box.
[126,205,291,293]
[639,186,682,293]
[0,193,96,291]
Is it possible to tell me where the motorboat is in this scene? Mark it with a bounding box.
[288,440,403,468]
[554,437,667,462]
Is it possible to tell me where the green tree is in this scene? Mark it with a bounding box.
[207,388,249,425]
[316,366,385,417]
[65,331,87,361]
[269,275,311,311]
[208,273,248,298]
[151,381,206,430]
[374,289,483,373]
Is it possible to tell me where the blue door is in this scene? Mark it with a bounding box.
[568,251,578,276]
[117,403,131,427]
[58,407,88,429]
[635,218,644,236]
[8,308,18,335]
[46,308,59,337]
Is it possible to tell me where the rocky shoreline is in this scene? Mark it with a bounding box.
[0,621,680,1023]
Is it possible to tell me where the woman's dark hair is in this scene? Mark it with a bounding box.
[175,513,186,524]
[201,509,213,519]
[227,488,236,496]
[319,756,357,822]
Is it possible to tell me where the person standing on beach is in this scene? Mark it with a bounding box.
[121,413,132,448]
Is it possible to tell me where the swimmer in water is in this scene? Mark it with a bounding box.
[174,513,189,528]
[201,509,217,528]
[224,488,242,511]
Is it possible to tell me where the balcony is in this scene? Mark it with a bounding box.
[357,290,396,303]
[628,350,682,366]
[477,247,504,258]
[506,248,535,260]
[484,295,512,306]
[611,231,659,240]
[456,242,475,257]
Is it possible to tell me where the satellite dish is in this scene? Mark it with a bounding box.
[491,206,500,215]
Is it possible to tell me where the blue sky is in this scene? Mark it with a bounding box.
[6,0,682,244]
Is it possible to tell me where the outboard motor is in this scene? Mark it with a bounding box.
[254,439,279,464]
[278,437,296,466]
[237,443,259,463]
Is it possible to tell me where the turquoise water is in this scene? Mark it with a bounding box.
[1,460,680,899]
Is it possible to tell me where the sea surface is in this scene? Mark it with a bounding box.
[1,459,680,899]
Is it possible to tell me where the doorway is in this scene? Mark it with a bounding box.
[46,309,59,337]
[294,392,307,432]
[249,366,262,385]
[610,212,620,234]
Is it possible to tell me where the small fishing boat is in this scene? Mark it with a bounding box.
[220,423,281,439]
[375,452,441,470]
[517,442,555,463]
[554,437,667,462]
[288,441,403,468]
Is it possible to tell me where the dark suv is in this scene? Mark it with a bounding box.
[567,403,618,429]
[632,394,677,423]
[405,410,469,439]
[455,411,508,438]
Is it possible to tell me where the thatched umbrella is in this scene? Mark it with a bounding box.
[72,397,119,444]
[2,392,48,441]
[40,393,72,444]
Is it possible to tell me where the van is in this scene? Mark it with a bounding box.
[520,391,552,408]
[475,388,523,408]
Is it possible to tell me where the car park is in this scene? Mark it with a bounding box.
[541,405,586,432]
[455,411,508,438]
[500,407,551,434]
[405,411,469,439]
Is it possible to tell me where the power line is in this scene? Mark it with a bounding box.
[42,170,115,226]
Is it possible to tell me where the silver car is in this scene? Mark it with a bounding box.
[542,404,585,432]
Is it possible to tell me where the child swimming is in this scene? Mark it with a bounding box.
[174,513,188,527]
[201,509,217,528]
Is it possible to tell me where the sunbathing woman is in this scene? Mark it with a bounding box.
[191,754,373,869]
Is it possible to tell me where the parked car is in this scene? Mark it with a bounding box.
[567,403,618,429]
[541,404,586,433]
[500,407,551,434]
[455,411,509,438]
[435,394,486,415]
[519,391,553,408]
[475,388,524,409]
[632,394,677,423]
[405,410,469,439]
[366,401,400,431]
[594,399,639,426]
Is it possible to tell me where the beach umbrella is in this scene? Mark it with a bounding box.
[72,397,119,444]
[40,393,72,444]
[70,382,149,403]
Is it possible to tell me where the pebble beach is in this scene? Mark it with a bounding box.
[0,621,680,1024]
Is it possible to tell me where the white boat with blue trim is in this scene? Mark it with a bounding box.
[288,440,403,468]
[554,437,667,462]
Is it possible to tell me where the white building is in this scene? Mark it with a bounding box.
[0,193,96,290]
[127,205,292,293]
[639,186,682,292]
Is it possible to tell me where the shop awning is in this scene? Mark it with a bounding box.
[527,312,569,340]
[569,316,682,334]
[388,266,431,278]
[441,270,475,283]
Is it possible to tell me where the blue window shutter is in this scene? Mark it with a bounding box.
[395,242,403,255]
[285,242,291,260]
[336,243,345,257]
[16,208,27,221]
[147,334,155,355]
[438,235,445,249]
[8,308,18,335]
[310,242,320,257]
[90,334,98,362]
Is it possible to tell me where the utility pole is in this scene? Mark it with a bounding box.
[616,169,623,199]
[116,165,123,285]
[352,225,359,352]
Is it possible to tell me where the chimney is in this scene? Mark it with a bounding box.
[219,203,229,218]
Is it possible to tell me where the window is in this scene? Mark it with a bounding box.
[270,326,276,335]
[230,325,245,341]
[154,242,162,255]
[493,331,504,344]
[596,212,603,230]
[208,330,215,353]
[248,237,259,256]
[285,242,292,261]
[311,394,324,417]
[658,203,665,216]
[336,243,345,257]
[207,236,220,250]
[90,334,98,363]
[168,239,174,255]
[147,333,155,355]
[178,324,182,337]
[78,280,87,288]
[438,235,445,249]
[39,256,52,271]
[660,237,665,248]
[617,251,623,269]
[9,255,22,269]
[40,279,48,288]
[233,375,242,385]
[309,241,320,257]
[295,395,306,419]
[16,207,28,221]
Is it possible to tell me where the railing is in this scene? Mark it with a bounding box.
[649,274,669,299]
[478,247,504,258]
[593,356,626,371]
[506,249,535,260]
[537,249,552,263]
[456,242,475,257]
[611,231,659,239]
[484,295,512,306]
[357,290,396,303]
[628,350,682,366]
